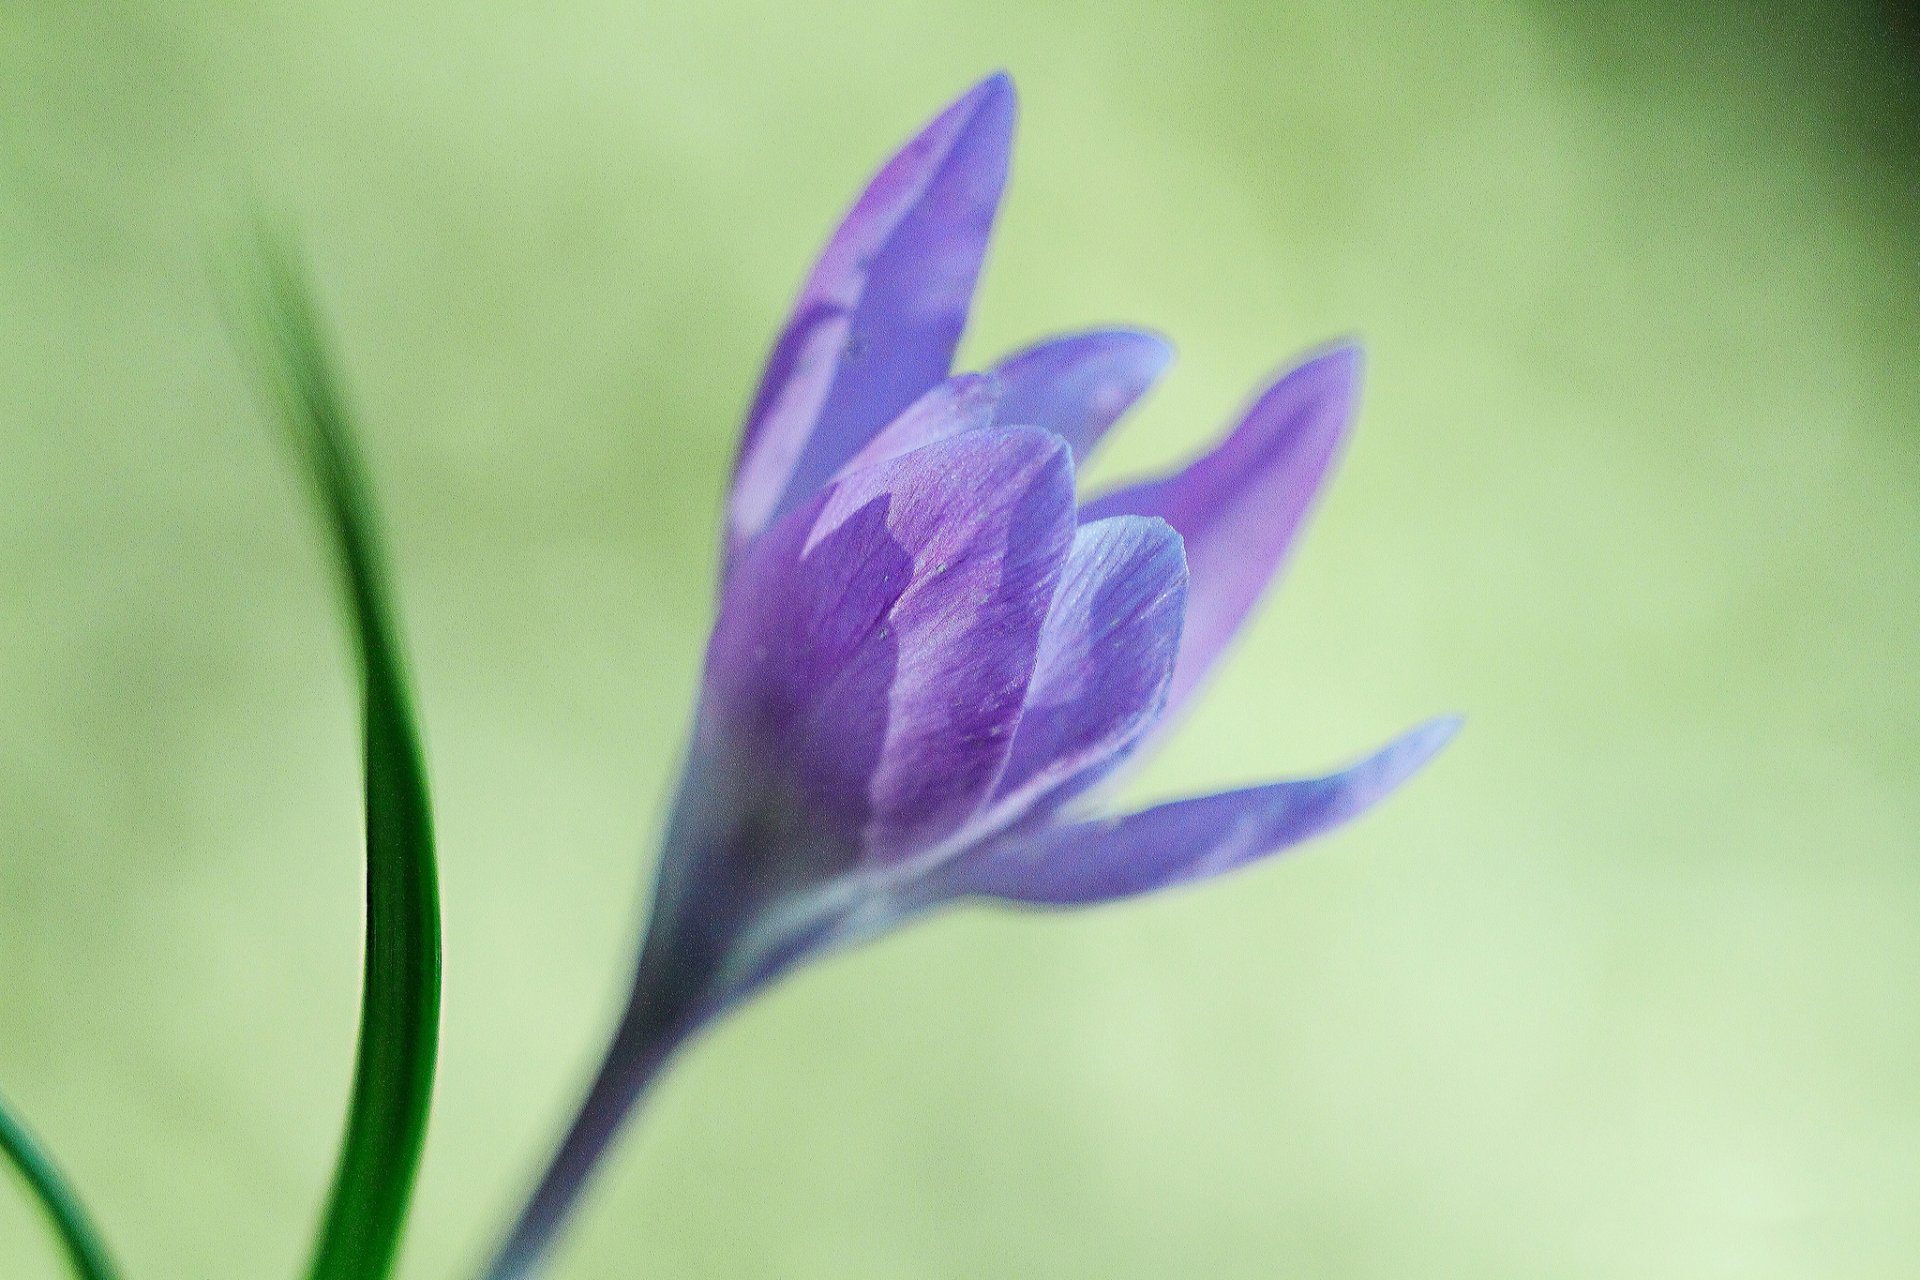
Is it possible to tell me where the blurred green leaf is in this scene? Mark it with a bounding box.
[243,232,442,1280]
[0,1085,122,1280]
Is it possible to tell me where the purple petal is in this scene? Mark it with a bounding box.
[944,716,1460,906]
[702,425,1076,868]
[830,372,1003,481]
[990,329,1173,460]
[1082,344,1361,722]
[727,74,1016,558]
[974,515,1187,830]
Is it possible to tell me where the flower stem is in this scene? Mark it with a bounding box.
[480,993,686,1280]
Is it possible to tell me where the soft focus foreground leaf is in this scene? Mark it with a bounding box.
[243,234,441,1280]
[0,1087,122,1280]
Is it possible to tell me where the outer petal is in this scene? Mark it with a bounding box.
[1082,344,1361,722]
[972,515,1187,831]
[942,716,1460,906]
[990,329,1173,461]
[701,425,1076,869]
[727,74,1016,558]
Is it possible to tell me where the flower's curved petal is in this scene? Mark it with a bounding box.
[942,715,1459,906]
[826,331,1170,491]
[990,329,1173,461]
[727,74,1016,559]
[1082,344,1360,723]
[830,372,1002,482]
[702,425,1076,870]
[970,515,1187,833]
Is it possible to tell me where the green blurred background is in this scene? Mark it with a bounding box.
[3,0,1917,1276]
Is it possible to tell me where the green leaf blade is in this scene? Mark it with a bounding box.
[245,235,443,1280]
[0,1086,122,1280]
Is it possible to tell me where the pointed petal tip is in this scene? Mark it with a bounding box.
[1363,713,1463,793]
[1239,338,1365,463]
[955,70,1018,131]
[1102,324,1174,352]
[1093,325,1176,371]
[944,710,1459,909]
[1118,327,1177,375]
[1409,712,1465,756]
[1280,339,1364,399]
[988,327,1175,460]
[974,69,1016,100]
[1318,335,1365,366]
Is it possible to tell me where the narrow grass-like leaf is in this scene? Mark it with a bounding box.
[0,1086,122,1280]
[241,233,442,1280]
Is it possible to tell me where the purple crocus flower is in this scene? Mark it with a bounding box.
[486,72,1456,1278]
